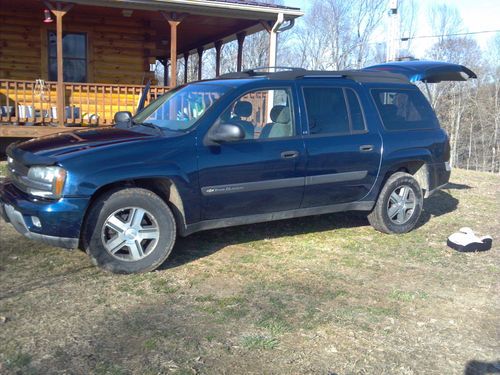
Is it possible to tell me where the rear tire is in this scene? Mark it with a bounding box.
[368,172,423,234]
[82,188,176,274]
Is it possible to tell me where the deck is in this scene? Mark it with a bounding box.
[0,79,170,137]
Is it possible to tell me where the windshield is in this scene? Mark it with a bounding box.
[133,84,231,131]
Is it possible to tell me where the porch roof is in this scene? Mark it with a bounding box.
[68,0,303,20]
[39,0,303,58]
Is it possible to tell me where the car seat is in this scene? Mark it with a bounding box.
[231,101,255,139]
[260,105,292,139]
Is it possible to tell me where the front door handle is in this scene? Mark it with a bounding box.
[281,150,299,159]
[359,145,374,152]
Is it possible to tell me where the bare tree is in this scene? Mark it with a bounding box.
[291,0,386,70]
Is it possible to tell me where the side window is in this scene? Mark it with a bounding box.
[371,89,438,130]
[219,89,295,140]
[346,89,366,132]
[303,87,350,135]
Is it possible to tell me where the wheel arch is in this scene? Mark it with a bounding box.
[79,177,188,249]
[378,147,435,199]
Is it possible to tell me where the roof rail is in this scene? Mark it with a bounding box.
[218,67,409,83]
[219,66,306,79]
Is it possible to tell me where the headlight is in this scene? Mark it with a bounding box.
[27,166,67,199]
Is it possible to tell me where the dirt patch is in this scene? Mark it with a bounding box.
[0,169,499,374]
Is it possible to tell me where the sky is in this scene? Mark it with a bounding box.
[283,0,500,58]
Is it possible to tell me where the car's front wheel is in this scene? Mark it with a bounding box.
[82,188,176,274]
[368,172,423,234]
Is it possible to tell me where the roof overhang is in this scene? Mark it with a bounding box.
[67,0,304,21]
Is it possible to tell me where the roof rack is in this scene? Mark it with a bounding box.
[219,66,306,79]
[218,67,410,83]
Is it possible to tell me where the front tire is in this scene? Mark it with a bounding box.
[82,188,176,274]
[368,172,423,234]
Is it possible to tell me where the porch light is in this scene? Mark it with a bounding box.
[43,9,53,23]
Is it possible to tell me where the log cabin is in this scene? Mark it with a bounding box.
[0,0,302,142]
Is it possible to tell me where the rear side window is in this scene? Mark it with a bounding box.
[371,89,438,131]
[302,87,366,135]
[346,89,365,132]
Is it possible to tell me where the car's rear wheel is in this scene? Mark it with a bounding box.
[82,188,176,274]
[368,172,423,234]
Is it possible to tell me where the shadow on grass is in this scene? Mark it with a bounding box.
[162,211,369,270]
[464,360,500,375]
[162,190,458,269]
[0,266,94,300]
[446,182,471,190]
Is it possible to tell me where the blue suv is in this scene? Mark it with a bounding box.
[0,61,476,273]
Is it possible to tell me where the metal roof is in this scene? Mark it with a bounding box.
[207,0,301,11]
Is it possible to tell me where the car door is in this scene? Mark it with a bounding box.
[197,85,306,220]
[298,79,382,207]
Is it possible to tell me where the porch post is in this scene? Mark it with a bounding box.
[183,52,189,83]
[45,2,73,127]
[161,12,188,88]
[214,40,223,77]
[162,59,169,87]
[197,47,204,81]
[236,32,246,72]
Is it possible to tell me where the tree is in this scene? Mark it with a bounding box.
[290,0,386,70]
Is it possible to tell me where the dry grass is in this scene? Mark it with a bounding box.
[0,169,499,374]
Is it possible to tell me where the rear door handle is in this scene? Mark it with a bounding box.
[359,145,374,152]
[281,150,299,159]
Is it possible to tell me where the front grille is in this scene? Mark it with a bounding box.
[7,157,30,193]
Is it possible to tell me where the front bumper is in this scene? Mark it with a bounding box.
[0,181,89,249]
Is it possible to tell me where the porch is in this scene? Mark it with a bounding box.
[0,79,169,137]
[0,0,302,138]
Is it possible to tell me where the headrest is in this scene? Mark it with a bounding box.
[270,105,291,124]
[233,101,252,118]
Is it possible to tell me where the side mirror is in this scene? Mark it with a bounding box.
[114,111,132,125]
[209,123,245,143]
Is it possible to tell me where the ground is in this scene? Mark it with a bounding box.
[0,167,499,375]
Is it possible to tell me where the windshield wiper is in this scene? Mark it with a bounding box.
[139,122,163,132]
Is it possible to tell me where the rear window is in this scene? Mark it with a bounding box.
[371,89,438,131]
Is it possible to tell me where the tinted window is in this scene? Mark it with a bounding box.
[346,89,365,132]
[371,89,438,130]
[48,32,87,82]
[303,87,350,135]
[218,89,294,140]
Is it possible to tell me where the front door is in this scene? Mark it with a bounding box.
[197,87,306,220]
[298,81,382,207]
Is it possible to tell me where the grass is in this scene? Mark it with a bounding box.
[0,160,6,176]
[241,335,279,350]
[0,169,499,374]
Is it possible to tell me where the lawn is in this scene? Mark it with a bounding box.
[0,169,498,375]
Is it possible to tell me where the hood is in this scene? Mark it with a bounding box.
[7,127,159,166]
[364,60,477,83]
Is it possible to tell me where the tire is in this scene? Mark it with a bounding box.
[82,188,176,274]
[368,172,423,234]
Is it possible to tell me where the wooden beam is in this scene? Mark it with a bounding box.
[260,20,273,33]
[183,52,189,84]
[214,40,223,77]
[161,12,188,87]
[236,32,246,72]
[197,47,204,81]
[45,2,73,127]
[160,58,169,87]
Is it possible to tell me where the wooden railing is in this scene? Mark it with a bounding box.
[0,79,170,126]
